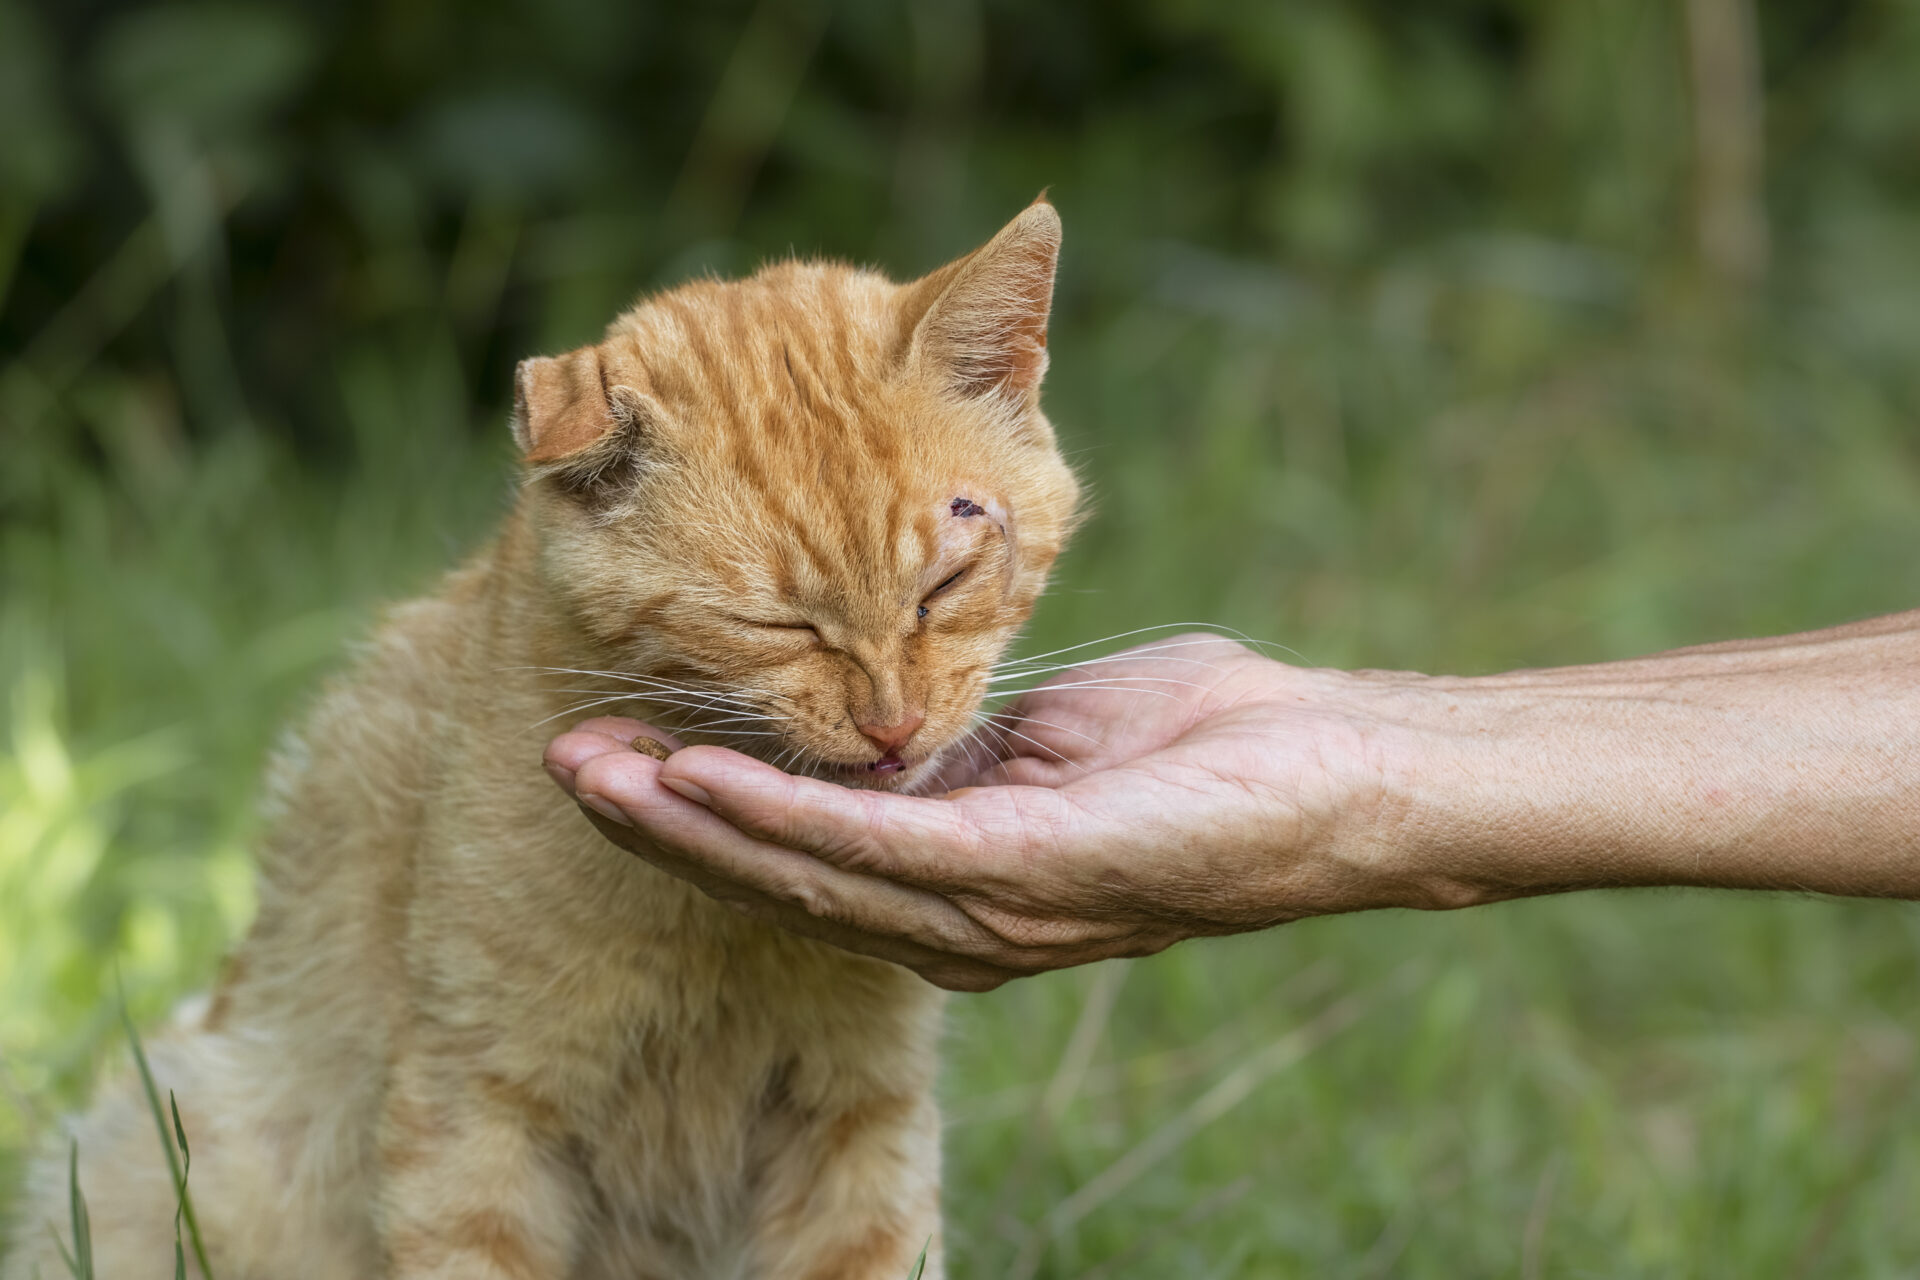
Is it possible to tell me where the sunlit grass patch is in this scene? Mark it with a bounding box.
[0,650,253,1103]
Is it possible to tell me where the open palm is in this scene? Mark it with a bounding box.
[546,634,1412,989]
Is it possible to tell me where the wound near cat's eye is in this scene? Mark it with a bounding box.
[950,497,986,517]
[630,736,675,761]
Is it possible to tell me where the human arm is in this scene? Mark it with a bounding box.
[544,615,1920,991]
[1389,609,1920,903]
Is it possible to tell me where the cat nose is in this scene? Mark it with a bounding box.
[857,713,924,754]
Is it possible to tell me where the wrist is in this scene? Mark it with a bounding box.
[1356,630,1920,907]
[1355,674,1648,908]
[1240,665,1520,916]
[1314,664,1747,911]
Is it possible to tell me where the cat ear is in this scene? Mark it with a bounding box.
[511,344,654,508]
[512,345,620,464]
[904,198,1061,401]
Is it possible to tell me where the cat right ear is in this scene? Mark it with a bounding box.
[903,198,1062,402]
[512,345,653,500]
[512,345,618,464]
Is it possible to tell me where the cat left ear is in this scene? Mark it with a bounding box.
[904,198,1061,401]
[512,345,619,464]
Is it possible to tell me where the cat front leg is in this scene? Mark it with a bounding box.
[748,1090,946,1280]
[376,1054,584,1279]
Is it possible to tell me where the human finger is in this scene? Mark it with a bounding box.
[572,800,1017,988]
[545,718,684,783]
[919,720,1015,792]
[656,746,1066,892]
[572,749,1036,962]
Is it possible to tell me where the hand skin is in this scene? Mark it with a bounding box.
[544,615,1920,992]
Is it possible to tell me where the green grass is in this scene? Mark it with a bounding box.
[10,2,1920,1273]
[118,992,211,1280]
[7,242,1920,1277]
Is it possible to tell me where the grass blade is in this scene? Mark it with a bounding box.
[172,1091,192,1280]
[46,1223,77,1280]
[1007,964,1420,1280]
[905,1237,929,1279]
[47,1217,78,1280]
[118,984,215,1278]
[65,1140,92,1280]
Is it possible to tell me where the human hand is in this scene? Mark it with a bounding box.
[543,635,1439,990]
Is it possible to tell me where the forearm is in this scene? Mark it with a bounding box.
[1374,610,1920,906]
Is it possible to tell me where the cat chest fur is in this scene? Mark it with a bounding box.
[255,583,950,1277]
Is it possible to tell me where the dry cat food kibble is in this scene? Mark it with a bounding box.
[630,736,675,761]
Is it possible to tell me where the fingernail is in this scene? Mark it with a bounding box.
[579,794,633,827]
[660,776,713,808]
[544,761,577,793]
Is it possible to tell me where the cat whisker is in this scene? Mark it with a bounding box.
[546,693,793,722]
[669,708,791,731]
[512,665,788,706]
[524,686,794,735]
[674,715,793,732]
[675,728,786,738]
[592,686,768,707]
[992,653,1226,676]
[992,633,1231,662]
[975,709,1105,750]
[989,645,1235,679]
[545,686,783,707]
[956,719,1015,779]
[988,623,1245,667]
[991,624,1308,669]
[523,696,654,734]
[984,679,1193,700]
[542,694,771,725]
[666,728,790,743]
[964,736,1013,786]
[995,672,1215,692]
[986,723,1086,773]
[769,744,819,777]
[988,638,1256,679]
[987,657,1222,685]
[938,735,976,783]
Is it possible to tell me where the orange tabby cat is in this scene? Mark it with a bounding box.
[5,201,1078,1280]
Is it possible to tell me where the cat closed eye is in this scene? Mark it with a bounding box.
[917,571,965,620]
[733,616,819,638]
[916,571,966,623]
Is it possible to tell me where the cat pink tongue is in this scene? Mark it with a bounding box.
[868,754,906,775]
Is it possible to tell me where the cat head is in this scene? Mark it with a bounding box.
[512,201,1080,792]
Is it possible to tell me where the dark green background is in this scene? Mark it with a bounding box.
[6,1,1920,1274]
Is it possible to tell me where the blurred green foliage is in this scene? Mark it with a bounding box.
[5,0,1920,1274]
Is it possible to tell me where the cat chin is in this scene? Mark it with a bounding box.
[827,774,919,793]
[768,752,945,795]
[845,754,968,797]
[815,762,932,793]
